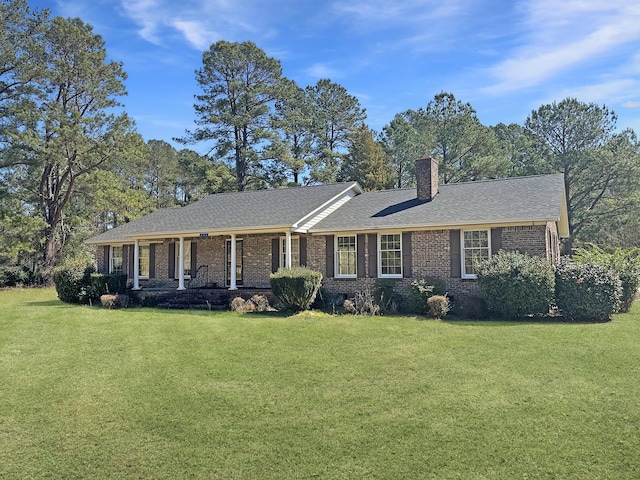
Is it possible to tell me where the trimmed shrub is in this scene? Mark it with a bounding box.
[53,261,96,304]
[409,277,446,314]
[573,246,639,313]
[555,261,622,322]
[270,267,323,312]
[476,251,554,319]
[100,294,129,309]
[428,295,450,319]
[90,273,128,297]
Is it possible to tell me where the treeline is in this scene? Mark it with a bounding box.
[1,0,639,283]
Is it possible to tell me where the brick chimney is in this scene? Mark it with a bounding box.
[416,156,439,201]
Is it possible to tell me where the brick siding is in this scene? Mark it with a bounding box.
[96,221,560,303]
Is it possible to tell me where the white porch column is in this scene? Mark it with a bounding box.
[285,231,292,269]
[132,239,140,290]
[177,237,186,290]
[229,233,238,290]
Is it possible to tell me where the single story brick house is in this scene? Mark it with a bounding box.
[86,158,569,300]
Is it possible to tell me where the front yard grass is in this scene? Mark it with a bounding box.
[1,288,639,479]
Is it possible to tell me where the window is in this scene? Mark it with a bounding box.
[110,246,123,273]
[139,245,150,278]
[174,241,191,279]
[379,233,402,277]
[336,235,356,277]
[280,236,300,268]
[462,230,490,278]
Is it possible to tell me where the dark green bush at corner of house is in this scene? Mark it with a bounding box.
[408,277,446,314]
[573,246,640,313]
[476,250,554,319]
[554,260,622,322]
[270,267,323,312]
[53,262,96,304]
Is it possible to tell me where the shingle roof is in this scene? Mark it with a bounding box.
[86,182,360,244]
[309,174,566,233]
[87,174,567,245]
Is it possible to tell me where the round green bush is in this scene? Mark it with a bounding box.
[476,251,554,319]
[572,246,639,313]
[270,267,323,312]
[53,261,96,304]
[555,261,622,322]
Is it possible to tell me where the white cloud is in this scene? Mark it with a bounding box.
[172,20,219,50]
[305,63,341,80]
[484,0,640,93]
[117,0,272,49]
[623,101,640,108]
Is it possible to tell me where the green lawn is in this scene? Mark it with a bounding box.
[1,288,639,479]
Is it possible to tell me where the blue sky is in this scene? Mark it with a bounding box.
[32,0,640,154]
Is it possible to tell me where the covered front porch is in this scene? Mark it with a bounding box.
[124,230,302,293]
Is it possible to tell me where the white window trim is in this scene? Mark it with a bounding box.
[335,235,357,279]
[110,245,124,274]
[138,244,150,279]
[378,233,403,279]
[279,236,300,269]
[175,241,192,280]
[461,229,491,279]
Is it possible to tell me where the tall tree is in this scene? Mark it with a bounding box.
[145,139,179,208]
[176,148,235,203]
[183,40,287,191]
[306,79,366,184]
[4,16,135,278]
[0,0,47,108]
[413,92,507,183]
[340,125,394,191]
[380,113,428,188]
[524,98,640,251]
[266,80,314,185]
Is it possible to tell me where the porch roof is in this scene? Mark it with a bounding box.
[86,182,361,244]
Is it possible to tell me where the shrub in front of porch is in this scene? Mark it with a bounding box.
[270,267,323,312]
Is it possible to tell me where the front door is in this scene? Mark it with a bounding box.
[225,239,243,286]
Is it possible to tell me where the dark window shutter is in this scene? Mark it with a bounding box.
[128,245,135,278]
[149,244,156,279]
[450,230,461,279]
[271,238,279,273]
[325,235,334,277]
[357,234,366,278]
[190,241,197,276]
[402,232,412,278]
[122,245,128,276]
[168,242,175,279]
[103,246,110,273]
[368,234,377,278]
[491,227,502,255]
[299,237,307,267]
